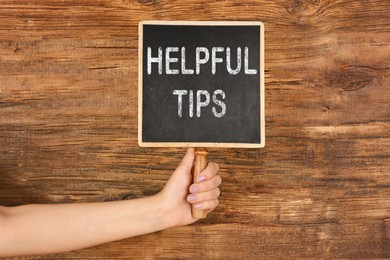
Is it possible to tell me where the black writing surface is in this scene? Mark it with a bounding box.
[138,21,265,148]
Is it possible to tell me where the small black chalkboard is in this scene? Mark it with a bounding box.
[138,21,264,148]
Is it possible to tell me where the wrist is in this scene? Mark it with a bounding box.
[154,190,190,229]
[150,193,177,230]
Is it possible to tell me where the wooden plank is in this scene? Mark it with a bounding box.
[0,0,389,259]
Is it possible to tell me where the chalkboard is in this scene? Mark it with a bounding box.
[138,21,264,148]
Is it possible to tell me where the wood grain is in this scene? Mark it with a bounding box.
[0,0,389,259]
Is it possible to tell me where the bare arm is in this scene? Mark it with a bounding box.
[0,148,221,257]
[0,196,171,256]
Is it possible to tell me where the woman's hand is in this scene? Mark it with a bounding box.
[158,148,222,227]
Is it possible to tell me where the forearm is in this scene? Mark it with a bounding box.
[0,195,171,257]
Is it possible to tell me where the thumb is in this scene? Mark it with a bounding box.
[176,148,195,173]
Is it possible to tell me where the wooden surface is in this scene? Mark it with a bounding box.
[0,0,389,259]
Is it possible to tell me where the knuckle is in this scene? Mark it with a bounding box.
[212,162,220,172]
[210,199,219,210]
[215,175,222,185]
[215,188,221,197]
[204,162,219,179]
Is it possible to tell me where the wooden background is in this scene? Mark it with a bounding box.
[1,0,389,259]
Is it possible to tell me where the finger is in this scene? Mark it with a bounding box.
[187,188,221,204]
[193,199,219,211]
[189,175,222,193]
[195,162,219,183]
[177,148,195,172]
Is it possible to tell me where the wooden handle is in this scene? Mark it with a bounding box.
[191,148,209,219]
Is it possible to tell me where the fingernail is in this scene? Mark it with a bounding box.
[196,175,206,182]
[187,194,196,203]
[194,203,202,209]
[189,185,199,193]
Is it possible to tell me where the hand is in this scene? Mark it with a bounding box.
[158,148,222,227]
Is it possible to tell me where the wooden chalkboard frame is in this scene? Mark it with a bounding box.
[138,21,265,148]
